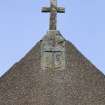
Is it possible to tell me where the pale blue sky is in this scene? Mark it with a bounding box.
[0,0,105,76]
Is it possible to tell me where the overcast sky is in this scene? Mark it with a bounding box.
[0,0,105,76]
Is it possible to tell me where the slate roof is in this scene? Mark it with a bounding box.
[0,31,105,105]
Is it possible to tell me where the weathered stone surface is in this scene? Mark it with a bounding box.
[42,0,65,30]
[0,31,105,105]
[41,30,65,70]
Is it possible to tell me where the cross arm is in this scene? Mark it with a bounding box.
[57,7,65,13]
[42,7,51,12]
[42,7,65,13]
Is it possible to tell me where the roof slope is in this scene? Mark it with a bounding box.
[0,31,105,105]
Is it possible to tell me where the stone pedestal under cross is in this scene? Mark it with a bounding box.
[42,0,65,30]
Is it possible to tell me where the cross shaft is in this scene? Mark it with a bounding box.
[42,0,65,30]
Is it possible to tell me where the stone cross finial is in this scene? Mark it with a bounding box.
[42,0,65,30]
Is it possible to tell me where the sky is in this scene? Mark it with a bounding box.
[0,0,105,77]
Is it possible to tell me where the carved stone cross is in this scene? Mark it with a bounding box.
[42,0,65,30]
